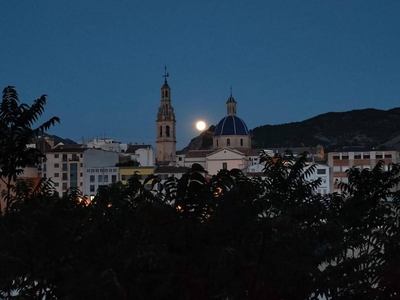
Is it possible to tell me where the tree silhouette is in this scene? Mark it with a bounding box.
[2,145,400,298]
[0,86,59,213]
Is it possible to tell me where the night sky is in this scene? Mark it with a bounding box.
[1,1,399,150]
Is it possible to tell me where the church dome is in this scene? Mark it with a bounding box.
[213,115,249,136]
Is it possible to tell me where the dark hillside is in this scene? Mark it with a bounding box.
[251,108,400,150]
[182,108,400,152]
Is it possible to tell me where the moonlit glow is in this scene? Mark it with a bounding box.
[196,120,206,131]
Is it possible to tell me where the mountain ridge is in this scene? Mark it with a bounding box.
[181,107,400,152]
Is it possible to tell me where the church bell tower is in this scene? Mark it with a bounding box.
[156,67,177,165]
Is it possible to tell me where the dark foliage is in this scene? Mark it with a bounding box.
[2,151,400,299]
[0,86,59,212]
[2,86,400,299]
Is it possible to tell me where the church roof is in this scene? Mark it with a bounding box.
[185,150,213,158]
[161,83,170,89]
[213,115,249,136]
[226,95,236,103]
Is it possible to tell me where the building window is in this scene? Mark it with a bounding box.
[90,175,95,183]
[216,140,219,147]
[80,163,83,167]
[165,90,168,97]
[166,126,170,137]
[227,139,230,146]
[43,164,47,172]
[333,155,340,160]
[160,126,163,137]
[354,155,361,159]
[376,154,383,159]
[80,182,83,186]
[80,172,83,177]
[54,163,59,168]
[54,173,59,177]
[98,175,103,182]
[317,169,326,174]
[104,175,109,183]
[112,175,117,183]
[90,185,95,192]
[54,154,59,158]
[62,163,68,171]
[342,155,349,159]
[80,154,83,158]
[62,182,68,190]
[223,162,227,170]
[54,182,59,187]
[240,138,243,146]
[62,154,67,161]
[385,154,392,158]
[333,166,341,172]
[364,154,370,159]
[62,173,68,180]
[179,157,182,161]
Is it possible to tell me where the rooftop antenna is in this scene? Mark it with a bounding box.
[163,65,169,84]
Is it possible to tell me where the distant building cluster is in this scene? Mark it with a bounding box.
[2,72,399,201]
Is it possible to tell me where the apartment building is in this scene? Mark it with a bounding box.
[83,166,119,199]
[41,147,119,195]
[327,147,398,193]
[123,144,155,167]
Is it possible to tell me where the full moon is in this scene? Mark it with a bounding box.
[196,120,206,131]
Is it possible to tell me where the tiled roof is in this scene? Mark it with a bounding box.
[185,150,213,158]
[214,115,249,136]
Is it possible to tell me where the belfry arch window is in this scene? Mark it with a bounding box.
[216,140,219,147]
[166,125,170,137]
[165,90,168,97]
[227,138,230,146]
[240,138,243,146]
[159,126,163,137]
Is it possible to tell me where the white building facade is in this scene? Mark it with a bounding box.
[42,147,119,196]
